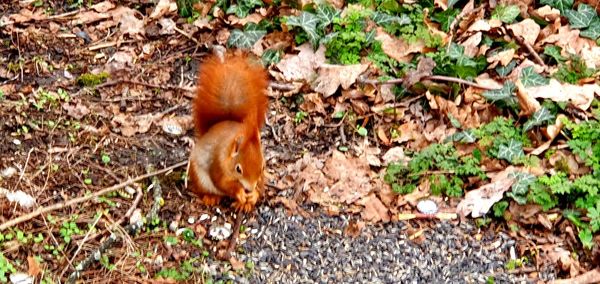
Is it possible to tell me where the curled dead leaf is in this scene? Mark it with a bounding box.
[457,167,517,218]
[312,63,369,97]
[507,19,540,46]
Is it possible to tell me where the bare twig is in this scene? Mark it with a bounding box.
[359,75,499,90]
[264,114,280,142]
[95,79,194,94]
[510,32,546,67]
[218,212,245,260]
[425,75,499,90]
[0,161,187,231]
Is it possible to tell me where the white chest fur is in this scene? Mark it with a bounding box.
[191,144,221,195]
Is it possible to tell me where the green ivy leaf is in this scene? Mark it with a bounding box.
[372,11,411,26]
[498,139,524,162]
[447,114,462,128]
[445,130,477,143]
[491,5,521,24]
[227,29,266,48]
[520,66,549,87]
[447,42,464,59]
[261,49,282,65]
[483,81,515,102]
[285,12,320,46]
[544,45,566,63]
[580,17,600,40]
[540,0,573,14]
[564,4,596,29]
[496,60,517,77]
[431,8,460,32]
[523,107,555,131]
[510,172,536,196]
[316,4,338,29]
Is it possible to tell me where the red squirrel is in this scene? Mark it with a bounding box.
[188,53,268,212]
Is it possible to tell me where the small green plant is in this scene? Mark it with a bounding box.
[181,228,202,248]
[505,256,528,270]
[491,5,520,24]
[176,0,199,17]
[325,7,373,64]
[384,143,485,197]
[101,153,111,165]
[427,43,487,79]
[553,55,596,84]
[77,72,110,87]
[356,125,368,137]
[59,216,82,244]
[294,111,308,123]
[472,117,531,162]
[100,254,115,270]
[475,217,492,227]
[32,88,69,111]
[0,253,16,283]
[376,3,443,48]
[155,257,203,281]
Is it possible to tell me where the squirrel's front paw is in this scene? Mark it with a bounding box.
[233,190,259,212]
[200,194,222,206]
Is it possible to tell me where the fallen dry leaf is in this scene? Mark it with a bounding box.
[62,102,91,120]
[276,43,326,82]
[461,32,482,57]
[530,114,566,155]
[27,256,41,277]
[507,19,540,46]
[299,93,326,114]
[149,0,176,19]
[515,79,542,116]
[486,48,516,67]
[375,27,425,63]
[90,1,116,13]
[457,166,517,218]
[358,194,390,223]
[312,63,369,97]
[403,57,436,88]
[322,151,372,204]
[541,245,582,277]
[524,79,599,110]
[532,5,560,22]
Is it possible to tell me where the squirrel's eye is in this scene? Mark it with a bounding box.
[235,164,243,174]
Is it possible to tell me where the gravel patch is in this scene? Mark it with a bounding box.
[237,206,535,284]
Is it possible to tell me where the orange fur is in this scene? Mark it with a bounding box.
[188,53,268,213]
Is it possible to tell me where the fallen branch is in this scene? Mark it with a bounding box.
[510,32,546,68]
[0,161,187,231]
[360,75,500,90]
[95,79,194,94]
[218,211,245,261]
